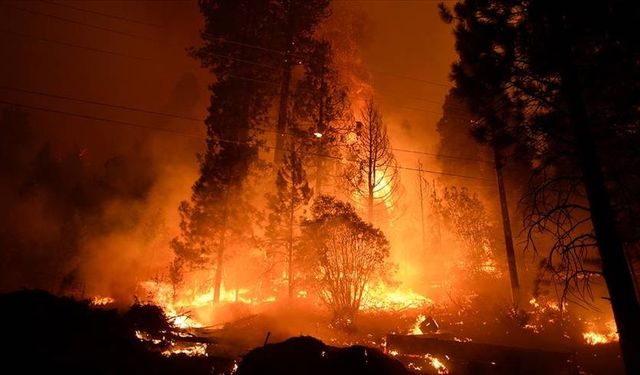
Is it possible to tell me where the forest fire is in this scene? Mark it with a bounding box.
[582,321,619,346]
[1,0,638,373]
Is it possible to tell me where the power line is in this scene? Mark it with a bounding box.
[40,0,163,28]
[0,28,149,60]
[370,70,453,88]
[0,99,490,181]
[0,85,202,122]
[6,2,455,91]
[0,100,202,138]
[391,147,492,164]
[1,3,156,41]
[0,85,490,163]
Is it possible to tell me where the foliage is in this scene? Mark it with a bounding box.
[301,196,392,324]
[427,183,499,278]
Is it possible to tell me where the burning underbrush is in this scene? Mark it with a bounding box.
[125,275,622,374]
[0,287,623,374]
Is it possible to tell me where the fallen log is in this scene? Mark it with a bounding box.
[386,334,574,374]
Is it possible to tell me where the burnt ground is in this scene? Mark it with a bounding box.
[0,290,407,374]
[0,290,624,374]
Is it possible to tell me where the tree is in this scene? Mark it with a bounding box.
[292,40,350,194]
[174,0,283,304]
[301,196,392,325]
[271,0,332,164]
[442,1,640,370]
[342,99,400,223]
[265,149,312,299]
[427,184,500,279]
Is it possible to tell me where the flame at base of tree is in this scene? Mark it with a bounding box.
[582,320,619,345]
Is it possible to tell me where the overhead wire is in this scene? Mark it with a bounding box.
[40,0,164,28]
[0,99,491,181]
[1,2,494,166]
[0,85,491,163]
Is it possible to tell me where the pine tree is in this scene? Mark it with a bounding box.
[265,149,312,299]
[442,1,640,370]
[173,0,283,304]
[292,40,350,194]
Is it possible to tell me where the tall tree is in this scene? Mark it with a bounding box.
[442,1,640,370]
[292,40,350,194]
[272,0,332,164]
[173,0,284,304]
[265,149,312,299]
[343,99,400,223]
[440,2,523,306]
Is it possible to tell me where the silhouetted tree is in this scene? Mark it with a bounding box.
[271,0,332,164]
[174,0,279,304]
[442,1,640,370]
[427,183,499,278]
[265,149,312,298]
[292,40,350,194]
[301,196,392,325]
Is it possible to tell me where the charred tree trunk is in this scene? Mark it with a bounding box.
[563,69,640,374]
[367,120,374,223]
[493,145,520,306]
[314,74,326,193]
[418,162,426,253]
[274,4,294,165]
[288,172,295,299]
[213,233,225,304]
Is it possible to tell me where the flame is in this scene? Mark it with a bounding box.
[361,285,433,311]
[425,353,449,374]
[410,314,426,335]
[90,296,115,306]
[583,320,619,345]
[162,343,208,357]
[372,168,394,210]
[139,280,277,329]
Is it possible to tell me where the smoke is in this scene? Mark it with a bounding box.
[0,70,203,301]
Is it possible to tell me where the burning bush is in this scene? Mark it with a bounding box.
[301,196,394,326]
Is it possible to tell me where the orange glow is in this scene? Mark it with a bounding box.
[373,168,394,210]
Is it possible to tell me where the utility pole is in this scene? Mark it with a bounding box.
[418,161,427,253]
[493,145,520,306]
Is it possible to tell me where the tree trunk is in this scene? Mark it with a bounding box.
[274,3,294,165]
[288,166,296,299]
[315,73,326,193]
[563,69,640,374]
[213,242,224,304]
[418,162,426,253]
[493,145,520,306]
[213,224,227,304]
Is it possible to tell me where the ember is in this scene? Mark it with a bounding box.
[90,296,115,306]
[425,353,449,374]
